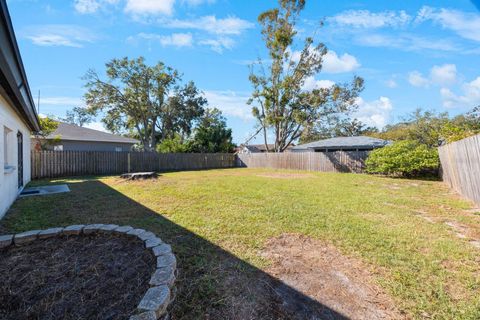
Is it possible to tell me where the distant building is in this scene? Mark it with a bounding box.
[291,136,390,153]
[238,143,295,154]
[35,122,139,152]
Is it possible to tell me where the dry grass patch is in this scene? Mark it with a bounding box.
[261,234,404,320]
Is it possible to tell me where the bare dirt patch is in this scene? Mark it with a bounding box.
[445,221,470,239]
[261,234,404,320]
[257,173,314,179]
[0,234,155,320]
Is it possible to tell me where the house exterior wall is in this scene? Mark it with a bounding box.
[0,94,31,218]
[42,140,135,152]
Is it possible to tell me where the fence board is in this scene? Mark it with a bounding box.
[439,134,480,206]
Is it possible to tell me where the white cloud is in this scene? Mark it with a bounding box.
[441,77,480,108]
[416,6,480,42]
[354,96,393,128]
[181,0,215,6]
[74,0,119,14]
[302,76,335,91]
[24,25,96,47]
[125,0,176,16]
[129,32,193,47]
[408,64,457,88]
[203,90,253,121]
[355,33,458,52]
[158,15,253,52]
[408,71,430,88]
[385,79,398,88]
[74,0,99,14]
[290,48,360,74]
[165,15,254,35]
[329,10,412,28]
[40,96,84,105]
[328,8,480,53]
[77,0,216,16]
[430,64,457,85]
[159,33,193,47]
[199,37,234,53]
[322,50,360,74]
[331,7,480,44]
[127,32,235,53]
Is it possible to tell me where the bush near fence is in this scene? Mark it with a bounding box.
[438,134,480,206]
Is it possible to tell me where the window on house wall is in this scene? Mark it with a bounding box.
[115,147,122,152]
[54,145,63,151]
[4,126,12,167]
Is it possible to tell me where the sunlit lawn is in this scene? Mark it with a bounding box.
[2,168,480,319]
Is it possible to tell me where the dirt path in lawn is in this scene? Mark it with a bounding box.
[260,234,404,320]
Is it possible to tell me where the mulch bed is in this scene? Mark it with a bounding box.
[0,234,155,320]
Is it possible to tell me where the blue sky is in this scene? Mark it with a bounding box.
[7,0,480,144]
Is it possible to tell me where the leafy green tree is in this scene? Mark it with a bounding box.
[443,106,480,143]
[366,140,439,177]
[189,108,235,153]
[33,117,59,150]
[83,57,206,151]
[335,119,378,137]
[38,117,59,136]
[156,134,191,153]
[300,118,378,143]
[62,106,94,127]
[373,108,480,146]
[248,0,364,152]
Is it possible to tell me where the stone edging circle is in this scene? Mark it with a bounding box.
[0,224,177,320]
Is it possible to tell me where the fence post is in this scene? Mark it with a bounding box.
[128,153,131,173]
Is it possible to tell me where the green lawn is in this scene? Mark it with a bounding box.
[2,168,480,319]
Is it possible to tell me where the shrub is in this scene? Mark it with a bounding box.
[366,140,439,177]
[156,134,191,153]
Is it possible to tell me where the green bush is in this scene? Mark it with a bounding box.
[366,140,439,177]
[156,134,191,153]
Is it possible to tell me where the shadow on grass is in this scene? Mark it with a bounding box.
[1,179,349,320]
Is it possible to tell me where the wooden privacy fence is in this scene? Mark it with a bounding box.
[438,134,480,206]
[31,151,236,179]
[237,151,369,173]
[31,150,370,179]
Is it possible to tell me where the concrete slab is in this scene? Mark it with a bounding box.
[19,184,70,197]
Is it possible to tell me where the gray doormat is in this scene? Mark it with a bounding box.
[19,184,70,197]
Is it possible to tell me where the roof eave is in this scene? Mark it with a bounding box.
[311,145,380,150]
[0,2,40,132]
[42,137,139,144]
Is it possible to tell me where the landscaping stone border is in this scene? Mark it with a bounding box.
[0,224,176,320]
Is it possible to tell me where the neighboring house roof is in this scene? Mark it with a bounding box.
[44,122,139,144]
[242,143,295,153]
[292,136,389,150]
[244,144,275,152]
[0,2,40,132]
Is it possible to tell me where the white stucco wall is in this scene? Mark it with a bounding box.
[0,94,31,218]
